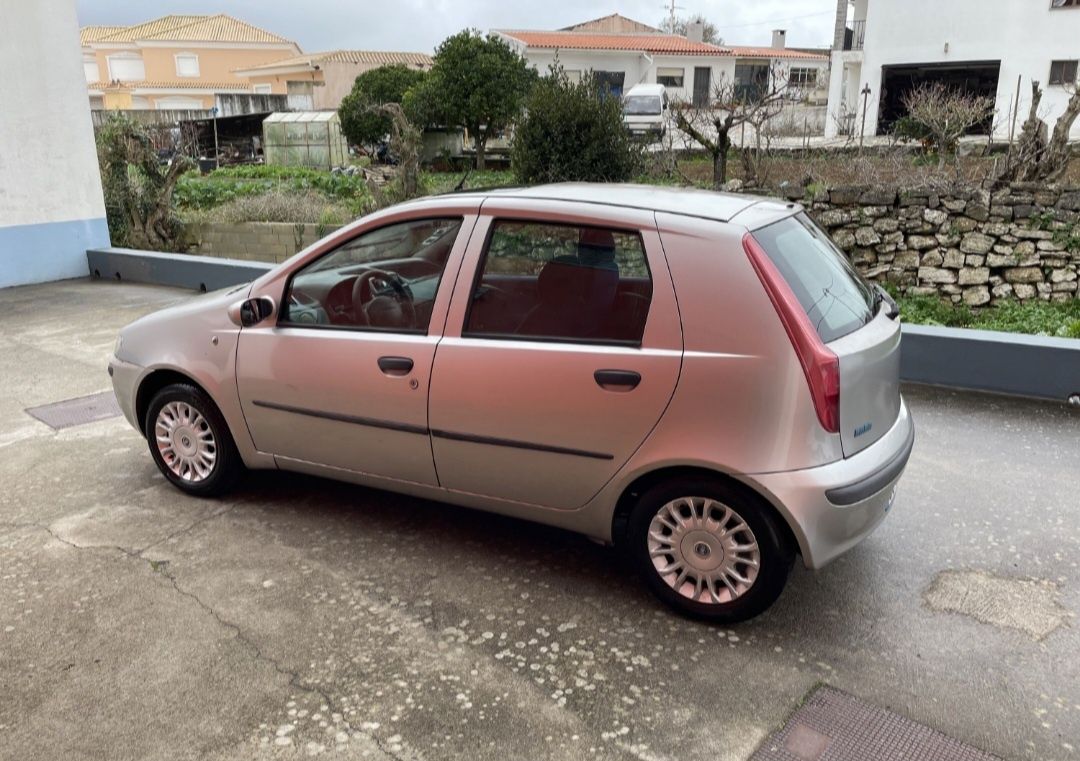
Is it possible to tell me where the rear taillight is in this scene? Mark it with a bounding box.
[743,233,840,433]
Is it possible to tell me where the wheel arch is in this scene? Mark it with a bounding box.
[135,368,214,435]
[610,465,804,560]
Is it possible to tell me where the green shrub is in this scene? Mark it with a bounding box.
[175,166,373,215]
[898,293,1080,338]
[511,66,642,184]
[339,64,427,149]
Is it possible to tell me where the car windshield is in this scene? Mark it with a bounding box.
[624,95,662,115]
[752,213,875,343]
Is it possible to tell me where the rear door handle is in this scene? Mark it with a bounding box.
[378,356,414,376]
[594,369,641,391]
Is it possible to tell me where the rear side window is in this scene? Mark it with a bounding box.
[464,220,652,344]
[752,213,874,343]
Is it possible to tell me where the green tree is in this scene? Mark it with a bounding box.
[511,66,642,184]
[338,64,427,151]
[96,114,191,250]
[408,30,535,170]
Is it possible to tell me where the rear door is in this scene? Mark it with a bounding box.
[428,200,682,509]
[751,213,901,456]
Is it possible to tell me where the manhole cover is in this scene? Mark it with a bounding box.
[751,686,1000,761]
[26,391,122,430]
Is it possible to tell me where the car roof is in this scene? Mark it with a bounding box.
[451,183,797,225]
[626,84,666,96]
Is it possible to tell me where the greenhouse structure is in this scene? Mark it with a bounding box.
[262,111,348,170]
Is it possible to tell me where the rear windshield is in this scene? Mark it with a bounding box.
[753,213,875,343]
[624,95,662,115]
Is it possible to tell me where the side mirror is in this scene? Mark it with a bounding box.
[229,296,275,327]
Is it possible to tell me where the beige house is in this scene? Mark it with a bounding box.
[81,14,301,110]
[234,50,433,111]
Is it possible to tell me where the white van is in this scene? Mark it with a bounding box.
[623,84,668,139]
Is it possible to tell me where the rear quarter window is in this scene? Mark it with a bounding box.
[752,213,874,343]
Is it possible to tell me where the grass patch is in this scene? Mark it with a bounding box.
[180,190,353,226]
[175,165,373,216]
[899,294,1080,338]
[420,169,517,195]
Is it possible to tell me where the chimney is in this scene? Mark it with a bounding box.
[772,29,787,49]
[686,20,704,44]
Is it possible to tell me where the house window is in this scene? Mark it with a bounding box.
[253,83,272,94]
[83,60,98,83]
[564,70,582,84]
[656,67,684,88]
[789,67,818,87]
[287,80,315,110]
[1049,60,1078,85]
[175,54,200,78]
[106,53,145,82]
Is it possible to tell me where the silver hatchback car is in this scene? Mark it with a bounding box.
[110,184,913,623]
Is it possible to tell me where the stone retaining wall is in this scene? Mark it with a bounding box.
[181,222,343,264]
[790,183,1080,305]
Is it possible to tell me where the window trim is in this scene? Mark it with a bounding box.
[460,216,653,349]
[174,53,200,78]
[106,52,144,82]
[276,215,466,336]
[253,83,272,94]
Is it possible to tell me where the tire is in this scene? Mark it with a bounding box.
[144,382,241,497]
[626,477,793,624]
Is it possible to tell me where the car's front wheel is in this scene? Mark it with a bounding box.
[144,383,240,496]
[627,477,793,623]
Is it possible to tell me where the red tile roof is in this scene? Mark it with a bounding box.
[725,46,828,61]
[499,30,731,56]
[498,31,829,61]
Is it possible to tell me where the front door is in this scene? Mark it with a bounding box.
[693,66,712,107]
[235,215,472,485]
[429,203,683,509]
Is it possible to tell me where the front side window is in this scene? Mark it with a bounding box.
[465,220,652,344]
[281,218,463,332]
[1049,59,1078,85]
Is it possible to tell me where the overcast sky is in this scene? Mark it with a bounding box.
[76,0,838,53]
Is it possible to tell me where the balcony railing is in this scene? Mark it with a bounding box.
[843,19,866,51]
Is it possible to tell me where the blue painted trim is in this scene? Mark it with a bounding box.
[0,217,110,288]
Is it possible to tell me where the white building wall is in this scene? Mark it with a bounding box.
[826,0,1080,140]
[0,0,109,288]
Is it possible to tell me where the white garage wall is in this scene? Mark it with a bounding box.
[0,0,109,288]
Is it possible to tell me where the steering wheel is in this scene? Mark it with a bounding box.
[351,269,416,328]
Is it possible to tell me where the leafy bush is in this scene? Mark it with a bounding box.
[339,64,427,149]
[96,114,191,250]
[511,66,642,184]
[175,166,373,214]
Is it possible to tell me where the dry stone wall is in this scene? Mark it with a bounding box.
[790,184,1080,305]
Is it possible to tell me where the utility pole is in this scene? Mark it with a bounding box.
[663,0,684,31]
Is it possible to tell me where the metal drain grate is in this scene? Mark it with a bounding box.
[26,391,122,430]
[751,686,1000,761]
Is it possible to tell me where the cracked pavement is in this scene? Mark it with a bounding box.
[1,279,1078,761]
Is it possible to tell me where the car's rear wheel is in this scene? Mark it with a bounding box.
[144,383,240,497]
[627,477,793,623]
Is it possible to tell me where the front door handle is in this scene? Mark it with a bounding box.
[378,356,414,376]
[594,369,641,391]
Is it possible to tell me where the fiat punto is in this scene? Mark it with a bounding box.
[110,184,914,622]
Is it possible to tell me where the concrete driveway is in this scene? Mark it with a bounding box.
[1,280,1077,761]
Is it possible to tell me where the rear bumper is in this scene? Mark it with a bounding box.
[108,355,144,431]
[749,399,914,569]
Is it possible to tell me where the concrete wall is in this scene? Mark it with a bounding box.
[1,0,109,288]
[181,222,343,263]
[827,0,1080,139]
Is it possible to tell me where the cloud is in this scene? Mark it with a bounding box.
[76,0,836,53]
